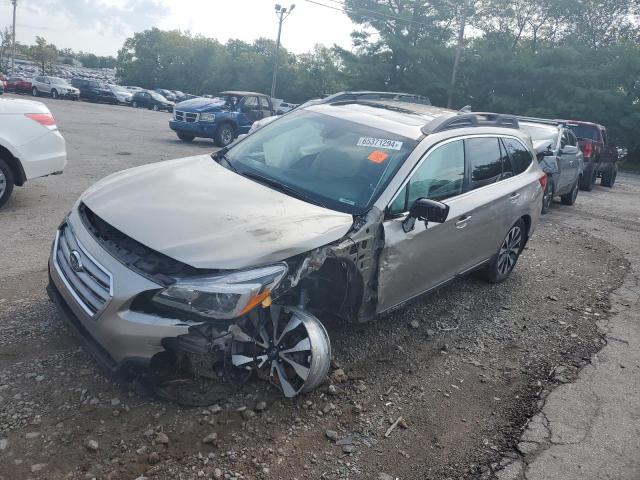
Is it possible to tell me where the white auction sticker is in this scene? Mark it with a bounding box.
[357,137,403,150]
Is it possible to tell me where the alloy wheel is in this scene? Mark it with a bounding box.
[0,170,6,200]
[231,305,331,397]
[497,225,523,276]
[221,128,233,145]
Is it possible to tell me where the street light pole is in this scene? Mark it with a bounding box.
[270,3,295,99]
[11,0,17,74]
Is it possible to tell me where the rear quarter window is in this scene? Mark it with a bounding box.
[503,138,533,175]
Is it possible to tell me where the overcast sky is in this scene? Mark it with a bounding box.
[1,0,356,56]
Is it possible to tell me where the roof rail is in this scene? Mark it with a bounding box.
[516,115,565,127]
[421,112,520,135]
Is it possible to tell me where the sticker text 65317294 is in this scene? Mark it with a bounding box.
[357,137,404,150]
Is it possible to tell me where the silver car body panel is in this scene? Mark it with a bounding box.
[81,155,354,270]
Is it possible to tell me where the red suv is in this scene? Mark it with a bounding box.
[565,121,618,190]
[6,75,32,94]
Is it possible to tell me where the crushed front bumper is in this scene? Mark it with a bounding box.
[47,212,195,371]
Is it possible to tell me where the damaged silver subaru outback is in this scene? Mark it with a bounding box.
[48,97,544,398]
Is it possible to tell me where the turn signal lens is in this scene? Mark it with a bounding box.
[538,174,548,189]
[25,113,57,130]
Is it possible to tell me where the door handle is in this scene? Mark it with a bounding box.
[510,193,521,203]
[455,215,472,229]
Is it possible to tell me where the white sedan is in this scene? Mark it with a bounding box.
[0,97,67,207]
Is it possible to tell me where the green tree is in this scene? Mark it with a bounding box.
[31,36,58,74]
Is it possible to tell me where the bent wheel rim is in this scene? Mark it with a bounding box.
[497,226,522,276]
[231,305,331,397]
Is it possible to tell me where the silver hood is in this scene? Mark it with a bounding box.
[81,155,354,270]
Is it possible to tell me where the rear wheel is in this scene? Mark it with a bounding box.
[561,176,580,205]
[580,166,597,191]
[480,219,526,284]
[215,124,235,147]
[32,87,39,97]
[51,89,58,99]
[0,158,15,209]
[601,164,617,188]
[152,104,159,111]
[541,177,553,214]
[177,134,195,142]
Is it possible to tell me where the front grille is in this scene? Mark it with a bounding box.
[174,110,198,123]
[54,223,113,316]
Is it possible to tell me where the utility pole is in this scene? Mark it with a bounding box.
[270,3,295,99]
[447,0,470,109]
[11,0,17,74]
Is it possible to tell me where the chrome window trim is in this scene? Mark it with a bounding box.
[385,133,533,215]
[53,223,114,318]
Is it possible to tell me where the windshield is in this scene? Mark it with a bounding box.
[150,91,167,101]
[520,124,558,144]
[50,77,70,86]
[567,124,601,141]
[226,109,418,214]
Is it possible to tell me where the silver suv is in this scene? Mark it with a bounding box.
[31,76,79,100]
[48,98,544,398]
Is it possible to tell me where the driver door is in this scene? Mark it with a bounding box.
[377,139,470,312]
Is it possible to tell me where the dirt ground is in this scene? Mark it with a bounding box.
[0,94,632,480]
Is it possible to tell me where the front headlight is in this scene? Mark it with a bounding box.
[199,113,216,122]
[152,263,288,319]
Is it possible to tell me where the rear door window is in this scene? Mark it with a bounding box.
[503,138,533,175]
[466,137,502,189]
[500,139,515,178]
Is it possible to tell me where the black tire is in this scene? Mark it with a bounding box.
[51,89,58,99]
[561,176,580,205]
[152,104,159,111]
[32,87,39,97]
[541,176,553,214]
[601,164,617,188]
[214,123,235,147]
[132,101,138,108]
[579,166,597,191]
[177,134,195,142]
[0,158,15,209]
[479,219,526,284]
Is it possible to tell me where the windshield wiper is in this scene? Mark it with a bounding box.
[240,171,325,208]
[211,148,237,173]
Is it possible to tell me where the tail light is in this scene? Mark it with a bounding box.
[580,140,593,158]
[538,173,548,189]
[25,113,57,130]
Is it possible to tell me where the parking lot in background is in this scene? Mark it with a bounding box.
[0,93,219,292]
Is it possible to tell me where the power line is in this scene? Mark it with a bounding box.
[304,0,438,29]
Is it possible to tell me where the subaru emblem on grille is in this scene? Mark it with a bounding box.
[69,250,84,273]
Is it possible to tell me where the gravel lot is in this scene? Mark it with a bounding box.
[0,94,635,480]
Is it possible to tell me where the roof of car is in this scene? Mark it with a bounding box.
[221,91,269,98]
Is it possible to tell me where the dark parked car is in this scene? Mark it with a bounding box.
[71,78,118,104]
[132,90,174,112]
[155,89,176,102]
[564,120,618,190]
[171,90,188,102]
[6,76,32,94]
[170,91,275,146]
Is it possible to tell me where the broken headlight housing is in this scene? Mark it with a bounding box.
[152,264,288,320]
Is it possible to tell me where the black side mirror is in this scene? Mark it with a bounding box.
[402,198,450,233]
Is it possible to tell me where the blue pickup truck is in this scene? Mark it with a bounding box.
[169,91,275,147]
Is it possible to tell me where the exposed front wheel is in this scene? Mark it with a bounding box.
[177,134,195,142]
[561,176,580,205]
[51,89,58,99]
[541,176,553,214]
[601,164,617,188]
[132,101,138,108]
[152,104,159,111]
[215,124,235,147]
[230,305,331,397]
[480,219,526,284]
[32,87,39,97]
[0,158,15,209]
